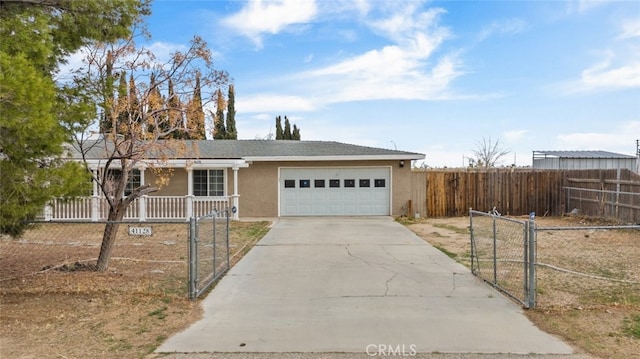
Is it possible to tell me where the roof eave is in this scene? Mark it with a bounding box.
[242,154,425,162]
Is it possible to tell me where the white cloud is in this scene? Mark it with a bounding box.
[303,54,314,63]
[55,49,87,83]
[315,0,371,19]
[556,121,640,154]
[56,41,192,84]
[368,5,446,44]
[580,52,640,90]
[296,47,462,103]
[146,41,191,63]
[566,0,610,14]
[618,18,640,39]
[226,1,465,110]
[477,18,526,41]
[222,0,318,49]
[503,130,528,143]
[237,94,318,113]
[555,17,640,95]
[289,4,460,103]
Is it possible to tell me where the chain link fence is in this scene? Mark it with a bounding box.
[1,221,190,295]
[470,209,640,309]
[534,222,640,309]
[188,210,230,300]
[470,210,534,308]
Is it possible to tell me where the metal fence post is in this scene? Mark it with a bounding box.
[212,212,217,279]
[527,212,537,309]
[523,220,529,308]
[226,209,231,268]
[492,215,497,285]
[188,217,197,300]
[469,208,476,273]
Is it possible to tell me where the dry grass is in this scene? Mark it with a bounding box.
[401,216,640,359]
[0,220,271,359]
[3,216,638,358]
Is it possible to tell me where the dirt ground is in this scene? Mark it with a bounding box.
[402,215,640,359]
[1,217,638,359]
[0,220,272,359]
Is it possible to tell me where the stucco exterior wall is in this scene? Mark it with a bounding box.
[141,160,414,218]
[145,168,188,196]
[238,160,413,218]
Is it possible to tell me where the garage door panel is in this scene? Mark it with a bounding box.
[280,167,390,216]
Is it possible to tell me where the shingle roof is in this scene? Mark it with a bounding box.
[533,150,636,159]
[70,139,424,161]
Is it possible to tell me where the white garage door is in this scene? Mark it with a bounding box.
[280,167,390,216]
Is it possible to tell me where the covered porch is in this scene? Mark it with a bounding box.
[44,195,232,221]
[44,158,248,221]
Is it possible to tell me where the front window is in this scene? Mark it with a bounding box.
[105,169,141,196]
[194,169,225,196]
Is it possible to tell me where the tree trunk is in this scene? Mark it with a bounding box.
[95,185,155,272]
[96,205,126,272]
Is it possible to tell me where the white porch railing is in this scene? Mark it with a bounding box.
[45,196,230,221]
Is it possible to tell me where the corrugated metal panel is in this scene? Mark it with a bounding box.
[533,158,637,171]
[534,150,636,159]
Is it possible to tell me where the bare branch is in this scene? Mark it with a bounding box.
[471,137,511,168]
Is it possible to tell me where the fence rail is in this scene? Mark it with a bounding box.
[188,209,230,300]
[469,210,535,308]
[565,186,640,223]
[0,220,190,294]
[469,209,640,309]
[411,168,640,222]
[44,195,230,222]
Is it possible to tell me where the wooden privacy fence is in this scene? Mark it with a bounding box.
[565,172,640,223]
[410,169,640,220]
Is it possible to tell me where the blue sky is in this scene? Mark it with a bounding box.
[143,0,639,167]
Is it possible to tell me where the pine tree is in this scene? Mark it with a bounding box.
[0,53,90,236]
[187,72,206,139]
[213,88,227,139]
[275,115,284,140]
[274,115,301,140]
[225,85,237,139]
[109,70,128,136]
[166,78,186,139]
[0,0,149,237]
[100,51,116,134]
[146,73,165,135]
[292,124,301,140]
[124,74,141,136]
[283,116,292,140]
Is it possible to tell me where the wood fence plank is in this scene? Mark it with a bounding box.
[411,168,639,220]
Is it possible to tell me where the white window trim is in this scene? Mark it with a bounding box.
[192,168,228,197]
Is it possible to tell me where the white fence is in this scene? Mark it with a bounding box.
[45,196,230,221]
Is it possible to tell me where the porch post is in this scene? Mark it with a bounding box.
[44,202,53,221]
[91,196,99,222]
[186,168,194,220]
[139,195,147,222]
[139,168,146,222]
[231,166,240,220]
[91,169,99,222]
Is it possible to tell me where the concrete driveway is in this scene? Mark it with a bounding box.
[156,217,573,355]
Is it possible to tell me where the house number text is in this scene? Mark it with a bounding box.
[128,226,153,236]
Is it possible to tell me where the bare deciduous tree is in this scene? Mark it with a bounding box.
[471,137,510,168]
[71,32,228,271]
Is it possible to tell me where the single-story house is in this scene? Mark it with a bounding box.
[48,140,424,221]
[532,150,638,172]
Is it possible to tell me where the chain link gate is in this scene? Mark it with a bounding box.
[188,209,230,300]
[469,209,536,308]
